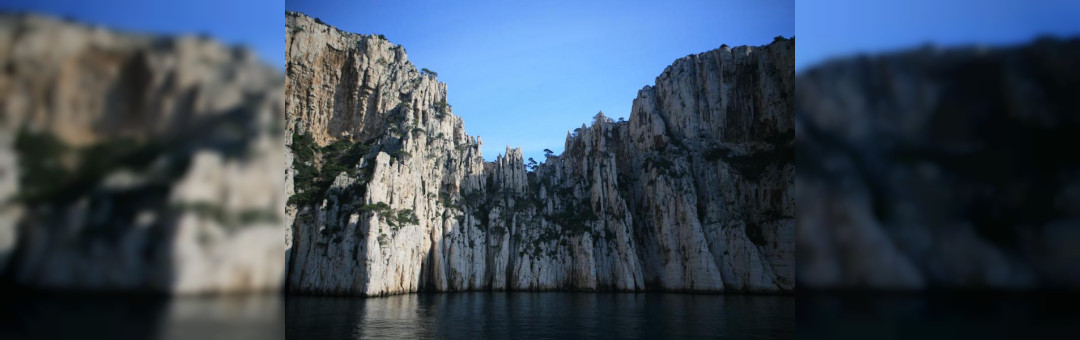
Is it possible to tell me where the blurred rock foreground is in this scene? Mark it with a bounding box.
[797,37,1080,290]
[0,13,285,294]
[284,12,794,295]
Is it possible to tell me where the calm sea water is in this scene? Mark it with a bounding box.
[10,290,1079,339]
[0,291,284,340]
[286,292,794,339]
[798,293,1080,339]
[0,291,792,339]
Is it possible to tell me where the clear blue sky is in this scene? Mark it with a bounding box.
[287,0,794,161]
[1,0,284,68]
[797,0,1080,72]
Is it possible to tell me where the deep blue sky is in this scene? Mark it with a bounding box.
[1,0,284,68]
[288,0,794,161]
[6,1,1079,162]
[797,0,1080,72]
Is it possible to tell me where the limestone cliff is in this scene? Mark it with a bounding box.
[0,13,285,293]
[796,38,1080,290]
[285,11,794,295]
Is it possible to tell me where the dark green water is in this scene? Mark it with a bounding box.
[286,292,794,339]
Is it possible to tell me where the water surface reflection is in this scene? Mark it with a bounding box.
[0,291,283,340]
[287,292,793,339]
[798,293,1080,339]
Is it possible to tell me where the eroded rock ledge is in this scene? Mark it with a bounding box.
[285,11,794,295]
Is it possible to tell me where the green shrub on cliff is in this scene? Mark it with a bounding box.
[704,148,728,162]
[396,209,419,226]
[434,98,448,119]
[361,202,391,214]
[546,205,598,235]
[14,130,173,205]
[12,130,70,202]
[290,133,316,163]
[288,133,371,207]
[361,202,419,230]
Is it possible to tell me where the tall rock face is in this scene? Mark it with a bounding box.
[0,13,286,293]
[796,38,1080,290]
[285,11,794,295]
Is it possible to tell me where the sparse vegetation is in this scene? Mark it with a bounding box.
[704,147,727,162]
[238,208,281,225]
[546,204,598,235]
[646,155,675,175]
[386,106,410,135]
[706,143,792,181]
[361,201,419,231]
[361,201,391,214]
[439,193,456,209]
[462,190,485,206]
[434,98,449,119]
[171,202,279,229]
[12,130,174,205]
[288,133,371,207]
[13,130,70,202]
[396,209,419,226]
[420,68,438,77]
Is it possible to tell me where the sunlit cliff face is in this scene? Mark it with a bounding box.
[283,12,794,295]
